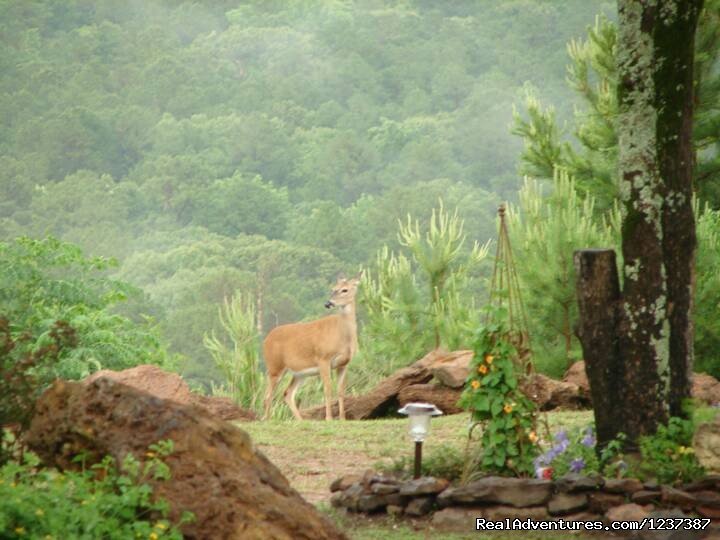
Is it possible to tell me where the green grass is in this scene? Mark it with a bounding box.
[241,410,595,539]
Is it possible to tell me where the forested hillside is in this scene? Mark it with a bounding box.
[14,0,720,392]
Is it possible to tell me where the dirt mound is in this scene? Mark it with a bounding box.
[562,362,720,407]
[25,377,346,540]
[85,364,255,421]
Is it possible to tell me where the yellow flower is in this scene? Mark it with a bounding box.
[45,536,53,540]
[35,508,44,516]
[149,533,159,540]
[10,482,16,488]
[484,354,494,364]
[528,431,538,444]
[14,528,25,536]
[145,452,156,458]
[154,523,167,530]
[478,364,488,375]
[471,380,480,390]
[503,404,513,414]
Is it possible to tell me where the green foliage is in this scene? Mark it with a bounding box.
[636,417,705,485]
[0,441,191,538]
[0,236,168,380]
[379,444,465,481]
[508,171,619,376]
[0,319,76,465]
[205,294,263,413]
[358,203,487,379]
[695,204,720,377]
[459,314,539,477]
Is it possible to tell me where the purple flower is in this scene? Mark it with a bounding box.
[581,429,596,448]
[570,457,585,473]
[554,430,569,444]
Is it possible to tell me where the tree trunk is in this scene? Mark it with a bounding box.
[654,0,701,418]
[574,249,623,448]
[574,0,702,448]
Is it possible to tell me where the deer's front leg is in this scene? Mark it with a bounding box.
[318,362,333,421]
[337,364,348,420]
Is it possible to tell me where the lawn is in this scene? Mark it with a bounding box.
[241,409,594,539]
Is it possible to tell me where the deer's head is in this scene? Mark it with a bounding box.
[325,272,362,309]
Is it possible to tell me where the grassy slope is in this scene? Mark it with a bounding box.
[242,410,594,539]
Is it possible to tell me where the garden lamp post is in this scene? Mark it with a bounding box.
[398,402,443,478]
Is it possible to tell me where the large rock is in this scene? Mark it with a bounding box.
[561,364,720,407]
[85,364,255,421]
[693,417,720,473]
[437,476,553,508]
[397,383,463,414]
[429,350,473,388]
[693,373,720,406]
[25,378,345,540]
[563,361,591,396]
[520,373,589,410]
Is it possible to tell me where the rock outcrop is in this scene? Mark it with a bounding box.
[85,364,255,421]
[25,377,346,540]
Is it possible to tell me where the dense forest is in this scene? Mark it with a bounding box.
[1,0,718,399]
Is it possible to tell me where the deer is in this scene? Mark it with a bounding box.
[262,272,362,421]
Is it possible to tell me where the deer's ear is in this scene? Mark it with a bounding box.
[352,270,364,284]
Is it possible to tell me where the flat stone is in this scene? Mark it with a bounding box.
[632,490,661,504]
[399,476,449,496]
[437,476,553,508]
[603,478,645,494]
[386,505,404,517]
[371,482,399,495]
[557,511,601,523]
[330,491,344,508]
[606,503,652,523]
[340,483,365,511]
[482,505,549,521]
[330,474,362,492]
[694,490,720,509]
[357,494,386,513]
[432,507,479,531]
[660,486,696,509]
[681,476,720,492]
[638,510,703,540]
[382,493,409,507]
[697,506,720,519]
[405,496,434,516]
[548,492,589,515]
[644,481,661,491]
[589,492,626,513]
[555,473,603,493]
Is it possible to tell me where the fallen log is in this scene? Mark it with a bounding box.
[397,383,464,414]
[301,349,445,420]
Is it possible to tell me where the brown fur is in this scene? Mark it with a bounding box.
[262,274,361,420]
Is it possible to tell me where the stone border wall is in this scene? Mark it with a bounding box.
[330,471,720,533]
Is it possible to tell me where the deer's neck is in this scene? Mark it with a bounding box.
[338,302,358,350]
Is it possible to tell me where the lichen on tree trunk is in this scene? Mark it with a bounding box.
[575,0,702,449]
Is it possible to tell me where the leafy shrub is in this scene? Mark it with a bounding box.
[0,441,192,538]
[0,236,168,381]
[534,418,705,485]
[636,417,705,485]
[0,318,76,465]
[379,444,466,481]
[459,317,539,477]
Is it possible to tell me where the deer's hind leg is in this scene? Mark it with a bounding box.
[263,371,283,420]
[284,374,307,420]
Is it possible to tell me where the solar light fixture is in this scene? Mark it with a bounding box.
[398,402,443,478]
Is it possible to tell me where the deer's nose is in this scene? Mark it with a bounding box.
[325,300,335,309]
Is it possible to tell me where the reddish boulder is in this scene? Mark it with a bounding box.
[563,361,591,396]
[25,378,345,540]
[85,364,255,421]
[692,373,720,406]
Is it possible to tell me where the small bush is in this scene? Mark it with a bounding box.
[379,444,466,481]
[637,417,705,485]
[0,440,192,538]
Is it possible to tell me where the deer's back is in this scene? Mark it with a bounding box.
[263,314,350,373]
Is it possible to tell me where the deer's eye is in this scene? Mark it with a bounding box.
[341,288,348,293]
